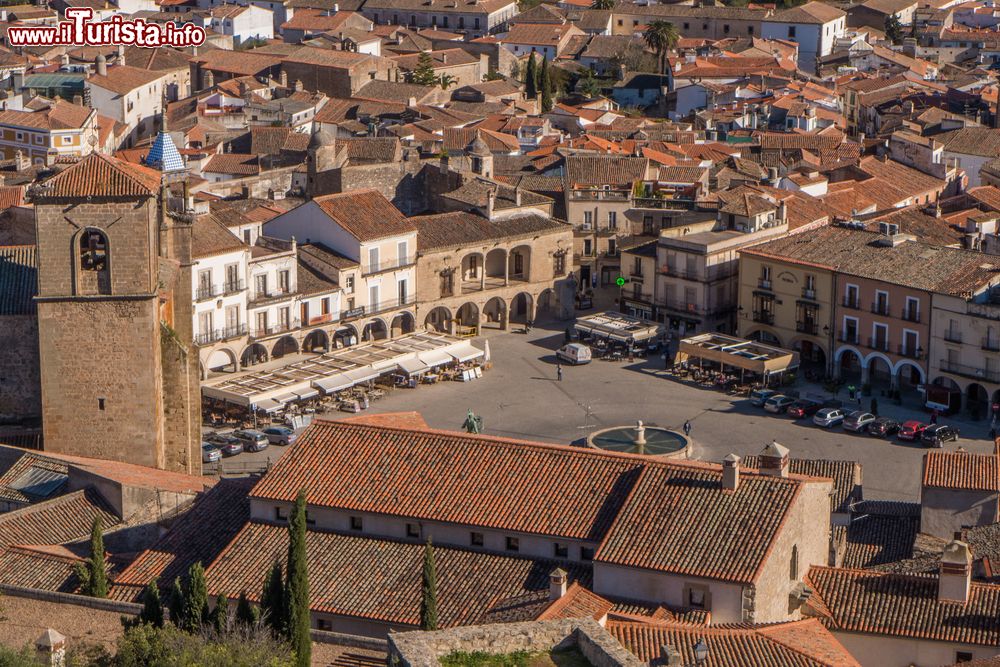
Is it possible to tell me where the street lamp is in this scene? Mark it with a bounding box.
[693,638,709,666]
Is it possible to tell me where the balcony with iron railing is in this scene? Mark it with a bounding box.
[871,302,891,316]
[571,189,631,201]
[901,308,921,323]
[840,332,860,345]
[196,284,219,301]
[801,287,817,300]
[753,311,775,325]
[370,294,417,316]
[758,278,772,290]
[631,197,690,210]
[796,321,818,335]
[943,329,963,344]
[249,289,295,308]
[363,255,416,276]
[842,296,860,310]
[195,324,248,346]
[898,344,924,360]
[939,359,1000,383]
[867,336,890,352]
[249,320,300,340]
[659,299,734,318]
[223,279,246,295]
[630,267,644,279]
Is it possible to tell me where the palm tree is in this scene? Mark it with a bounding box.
[643,20,680,75]
[591,0,615,9]
[439,74,457,90]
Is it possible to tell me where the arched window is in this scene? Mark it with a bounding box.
[78,228,110,295]
[790,544,799,581]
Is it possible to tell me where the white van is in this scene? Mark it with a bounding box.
[556,343,592,365]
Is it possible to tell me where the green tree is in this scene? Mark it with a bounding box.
[285,490,311,666]
[235,591,260,629]
[114,623,294,667]
[419,539,439,631]
[885,13,903,43]
[525,52,537,98]
[643,20,680,75]
[212,594,229,635]
[540,56,553,112]
[591,0,614,8]
[168,577,184,628]
[411,51,438,86]
[261,560,285,637]
[483,68,505,82]
[140,581,165,629]
[579,69,602,98]
[74,515,108,598]
[181,562,209,633]
[439,74,457,90]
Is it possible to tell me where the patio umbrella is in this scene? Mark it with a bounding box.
[484,339,491,363]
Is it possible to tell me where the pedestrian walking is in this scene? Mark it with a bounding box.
[683,420,692,437]
[931,409,939,425]
[556,364,563,382]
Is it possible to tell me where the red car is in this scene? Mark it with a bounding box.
[786,400,822,418]
[898,420,928,441]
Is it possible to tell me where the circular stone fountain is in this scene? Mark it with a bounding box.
[587,420,689,459]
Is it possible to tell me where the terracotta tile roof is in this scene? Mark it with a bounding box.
[442,127,521,154]
[203,153,260,176]
[0,185,25,211]
[110,478,253,602]
[0,100,93,131]
[759,131,847,151]
[362,0,515,15]
[865,206,964,246]
[968,186,1000,213]
[86,64,165,95]
[506,22,578,46]
[249,126,311,155]
[39,153,162,199]
[806,565,1000,646]
[336,137,401,164]
[718,189,778,217]
[282,46,374,68]
[0,245,37,316]
[191,214,247,259]
[296,253,340,296]
[742,456,858,515]
[392,48,478,70]
[565,155,649,187]
[121,46,191,73]
[0,447,66,505]
[842,500,920,570]
[609,618,860,666]
[204,521,591,627]
[923,449,1000,492]
[536,583,613,621]
[608,600,709,625]
[305,189,413,243]
[249,420,641,541]
[595,462,803,584]
[411,211,563,250]
[770,0,845,23]
[34,449,211,495]
[440,178,552,210]
[0,488,118,550]
[190,49,282,75]
[339,411,429,429]
[937,127,1000,158]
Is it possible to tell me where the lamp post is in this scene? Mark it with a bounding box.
[693,638,709,666]
[823,324,832,378]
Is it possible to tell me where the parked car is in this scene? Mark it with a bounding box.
[750,388,778,407]
[843,411,876,433]
[867,417,900,438]
[206,433,243,457]
[921,424,960,448]
[764,395,795,414]
[232,429,269,453]
[813,408,846,428]
[787,400,822,418]
[201,443,221,463]
[262,426,296,446]
[556,343,592,365]
[898,421,928,442]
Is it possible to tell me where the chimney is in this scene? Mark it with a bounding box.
[778,199,787,223]
[939,541,972,604]
[767,166,779,185]
[549,568,567,600]
[515,184,522,206]
[279,70,288,87]
[60,53,69,67]
[442,53,447,64]
[294,79,304,92]
[758,440,789,477]
[722,453,740,491]
[486,187,496,219]
[95,54,107,77]
[34,629,66,667]
[116,44,125,67]
[204,69,215,89]
[407,96,417,107]
[72,94,83,106]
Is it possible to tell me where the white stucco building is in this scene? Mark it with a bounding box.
[762,1,847,73]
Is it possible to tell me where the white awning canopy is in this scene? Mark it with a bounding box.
[255,398,283,414]
[313,374,353,394]
[345,367,381,383]
[419,349,453,368]
[448,343,484,363]
[295,388,320,401]
[398,357,430,375]
[274,393,297,404]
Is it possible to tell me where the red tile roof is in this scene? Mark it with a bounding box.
[0,488,118,550]
[86,65,166,95]
[536,583,613,621]
[310,189,415,243]
[609,618,859,666]
[203,153,260,176]
[806,565,1000,646]
[204,521,590,628]
[40,153,162,199]
[922,449,1000,493]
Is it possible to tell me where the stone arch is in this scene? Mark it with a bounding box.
[893,359,925,391]
[931,376,961,391]
[967,382,990,419]
[424,306,452,333]
[334,323,360,348]
[272,335,299,359]
[482,296,507,330]
[74,227,112,296]
[362,317,388,342]
[241,342,269,367]
[510,292,534,325]
[508,244,532,281]
[460,252,485,293]
[836,347,863,382]
[537,288,556,316]
[865,352,893,389]
[303,329,329,353]
[390,311,416,337]
[484,248,507,287]
[205,347,238,374]
[455,302,480,331]
[747,329,782,347]
[790,338,827,370]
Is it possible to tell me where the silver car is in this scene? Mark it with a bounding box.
[843,411,876,432]
[763,395,795,413]
[201,442,221,463]
[750,388,778,407]
[813,408,846,428]
[262,426,296,446]
[232,429,269,453]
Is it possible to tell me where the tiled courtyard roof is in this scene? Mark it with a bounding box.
[742,456,858,514]
[565,155,648,187]
[0,488,118,550]
[40,153,162,199]
[0,245,37,316]
[608,618,859,666]
[204,521,591,628]
[536,583,614,622]
[410,211,563,250]
[923,449,1000,492]
[311,189,415,243]
[0,545,87,593]
[806,566,1000,646]
[842,501,920,570]
[191,214,246,259]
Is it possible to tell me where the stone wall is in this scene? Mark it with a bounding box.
[0,314,40,423]
[201,166,298,200]
[388,619,643,667]
[335,160,429,216]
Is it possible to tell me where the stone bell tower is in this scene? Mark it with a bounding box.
[32,153,199,473]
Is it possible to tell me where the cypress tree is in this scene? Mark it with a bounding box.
[540,56,553,113]
[261,560,285,637]
[212,593,229,635]
[411,51,438,87]
[525,52,537,99]
[140,581,164,628]
[235,591,260,629]
[182,562,209,632]
[81,515,108,598]
[286,489,311,666]
[419,538,439,631]
[168,577,185,627]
